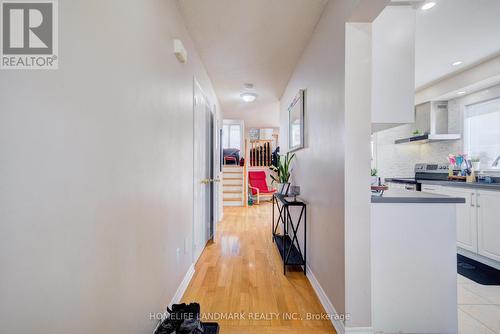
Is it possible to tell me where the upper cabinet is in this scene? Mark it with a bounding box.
[371,6,416,125]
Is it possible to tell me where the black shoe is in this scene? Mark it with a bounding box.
[154,303,202,334]
[178,318,204,334]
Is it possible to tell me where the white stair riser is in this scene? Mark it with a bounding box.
[222,167,243,172]
[223,185,242,192]
[223,193,242,199]
[223,201,243,206]
[223,177,243,182]
[223,170,243,174]
[223,179,243,185]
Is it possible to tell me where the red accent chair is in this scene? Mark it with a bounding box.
[248,171,276,204]
[224,156,237,165]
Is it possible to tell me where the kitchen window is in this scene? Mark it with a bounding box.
[464,97,500,169]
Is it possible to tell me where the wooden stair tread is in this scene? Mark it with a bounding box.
[223,198,243,202]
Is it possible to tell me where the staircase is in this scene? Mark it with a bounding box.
[222,166,244,206]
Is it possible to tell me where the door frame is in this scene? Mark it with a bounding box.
[212,105,221,238]
[192,77,219,264]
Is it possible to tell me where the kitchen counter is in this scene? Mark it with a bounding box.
[371,190,465,203]
[419,179,500,190]
[384,177,418,184]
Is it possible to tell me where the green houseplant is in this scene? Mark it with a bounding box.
[270,152,295,195]
[371,168,378,185]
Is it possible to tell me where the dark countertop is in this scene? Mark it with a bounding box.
[385,177,500,191]
[385,177,418,185]
[419,180,500,191]
[371,190,466,204]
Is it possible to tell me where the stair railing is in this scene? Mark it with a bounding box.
[248,140,273,167]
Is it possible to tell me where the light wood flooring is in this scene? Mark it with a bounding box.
[182,204,336,334]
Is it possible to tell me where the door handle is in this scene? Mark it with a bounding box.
[471,193,475,207]
[200,179,210,184]
[476,193,480,208]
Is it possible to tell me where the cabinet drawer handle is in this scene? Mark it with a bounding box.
[476,193,480,208]
[471,193,475,207]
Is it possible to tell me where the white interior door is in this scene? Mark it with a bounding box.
[193,79,214,262]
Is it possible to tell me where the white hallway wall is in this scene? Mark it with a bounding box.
[280,0,363,325]
[0,1,219,333]
[344,22,373,330]
[280,0,386,330]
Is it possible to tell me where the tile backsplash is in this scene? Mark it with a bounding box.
[374,123,461,179]
[373,84,500,180]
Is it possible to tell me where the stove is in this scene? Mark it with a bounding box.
[414,163,451,181]
[386,163,453,192]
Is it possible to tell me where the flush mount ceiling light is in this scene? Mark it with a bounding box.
[241,92,258,103]
[457,91,467,95]
[452,61,463,66]
[421,1,436,10]
[240,83,258,102]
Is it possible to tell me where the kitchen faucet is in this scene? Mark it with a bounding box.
[493,155,500,167]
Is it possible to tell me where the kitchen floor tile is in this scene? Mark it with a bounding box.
[462,283,500,305]
[459,305,500,333]
[458,309,496,334]
[458,285,492,305]
[458,274,475,285]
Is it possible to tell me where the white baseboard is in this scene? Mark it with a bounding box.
[306,265,346,334]
[153,263,195,333]
[306,266,373,334]
[345,327,373,334]
[169,263,195,306]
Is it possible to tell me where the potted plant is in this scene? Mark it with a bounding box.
[270,152,295,195]
[371,168,378,185]
[471,157,480,171]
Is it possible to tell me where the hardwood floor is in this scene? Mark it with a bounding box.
[182,204,336,334]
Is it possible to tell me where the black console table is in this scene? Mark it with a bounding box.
[272,193,307,275]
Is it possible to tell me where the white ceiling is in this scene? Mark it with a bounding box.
[176,0,328,125]
[415,0,500,89]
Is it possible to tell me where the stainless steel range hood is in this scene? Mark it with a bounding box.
[395,101,461,144]
[395,133,461,144]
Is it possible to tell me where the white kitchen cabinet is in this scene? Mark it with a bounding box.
[420,184,444,195]
[477,190,500,262]
[387,182,415,191]
[387,182,403,191]
[445,188,478,253]
[434,186,500,264]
